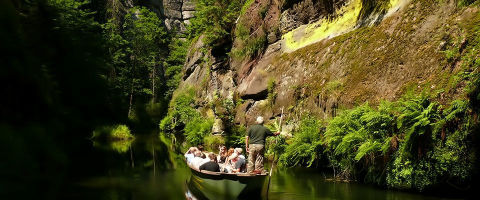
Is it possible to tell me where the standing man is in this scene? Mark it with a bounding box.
[246,116,280,174]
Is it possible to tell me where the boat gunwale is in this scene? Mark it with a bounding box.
[186,161,268,180]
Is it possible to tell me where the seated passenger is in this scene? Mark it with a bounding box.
[192,151,212,169]
[184,147,198,164]
[229,148,244,167]
[224,148,235,165]
[199,153,220,172]
[224,148,245,173]
[217,146,227,163]
[191,151,203,169]
[232,155,246,173]
[197,145,204,152]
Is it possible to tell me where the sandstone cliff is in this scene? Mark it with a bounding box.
[149,0,196,36]
[176,0,480,132]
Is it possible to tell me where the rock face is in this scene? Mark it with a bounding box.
[149,0,196,36]
[280,0,347,33]
[237,71,268,101]
[175,0,477,130]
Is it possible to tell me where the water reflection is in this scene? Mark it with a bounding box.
[63,134,466,200]
[93,139,134,154]
[185,174,265,200]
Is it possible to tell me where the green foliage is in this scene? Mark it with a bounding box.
[276,89,477,191]
[93,140,134,153]
[279,117,324,167]
[387,98,474,190]
[160,87,214,147]
[203,135,226,151]
[240,0,254,15]
[231,23,267,58]
[187,0,245,47]
[123,6,168,98]
[163,39,189,100]
[160,87,199,133]
[456,0,479,7]
[92,125,134,140]
[102,5,174,122]
[396,96,440,159]
[225,124,247,147]
[265,135,287,160]
[185,118,214,146]
[267,78,277,107]
[48,0,98,28]
[323,103,394,180]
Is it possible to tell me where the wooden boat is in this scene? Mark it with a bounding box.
[186,164,268,200]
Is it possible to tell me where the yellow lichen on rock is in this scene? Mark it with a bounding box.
[281,0,407,53]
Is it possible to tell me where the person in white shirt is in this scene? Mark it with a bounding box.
[185,147,198,164]
[191,151,211,169]
[224,148,244,173]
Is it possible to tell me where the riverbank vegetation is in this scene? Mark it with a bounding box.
[159,86,246,151]
[92,124,134,141]
[273,91,479,191]
[270,11,480,190]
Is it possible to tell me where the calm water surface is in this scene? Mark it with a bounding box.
[61,134,464,200]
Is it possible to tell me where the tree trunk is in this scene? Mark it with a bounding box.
[152,65,156,103]
[130,145,135,168]
[152,142,156,177]
[128,58,136,117]
[128,80,134,117]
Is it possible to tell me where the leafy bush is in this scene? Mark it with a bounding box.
[277,92,476,190]
[187,0,245,47]
[160,87,199,133]
[395,96,440,159]
[160,87,214,147]
[231,23,267,59]
[204,135,226,151]
[387,99,475,190]
[225,124,247,147]
[323,103,394,180]
[185,117,214,146]
[279,117,324,167]
[92,125,134,141]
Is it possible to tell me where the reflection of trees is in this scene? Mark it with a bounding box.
[93,140,134,154]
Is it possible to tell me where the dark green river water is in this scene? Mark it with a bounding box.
[61,134,465,200]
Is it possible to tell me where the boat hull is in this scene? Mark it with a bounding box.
[187,166,267,200]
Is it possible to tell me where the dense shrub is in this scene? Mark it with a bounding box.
[387,99,475,190]
[279,117,324,167]
[187,0,245,47]
[231,23,268,59]
[185,117,214,146]
[159,87,199,133]
[277,92,477,190]
[323,103,395,181]
[159,87,214,147]
[203,135,226,151]
[92,124,134,140]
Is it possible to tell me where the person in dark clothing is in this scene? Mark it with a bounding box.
[199,153,220,172]
[245,116,280,173]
